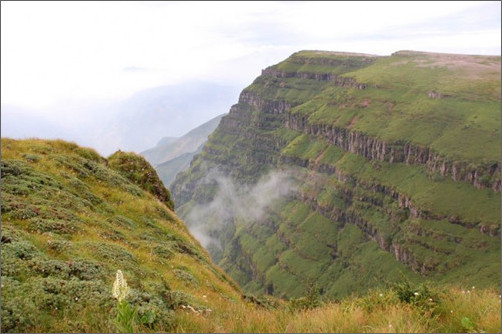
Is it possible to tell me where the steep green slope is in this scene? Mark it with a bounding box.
[156,148,203,188]
[141,114,225,166]
[172,50,501,299]
[141,114,225,187]
[0,138,241,333]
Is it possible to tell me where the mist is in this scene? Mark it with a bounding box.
[183,168,298,249]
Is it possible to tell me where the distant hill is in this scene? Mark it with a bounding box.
[141,114,225,187]
[1,104,77,142]
[1,81,240,156]
[100,82,239,153]
[156,136,179,147]
[156,150,202,188]
[142,114,225,166]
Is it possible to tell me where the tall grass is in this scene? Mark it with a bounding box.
[171,286,501,333]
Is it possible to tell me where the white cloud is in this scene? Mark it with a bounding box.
[1,1,500,120]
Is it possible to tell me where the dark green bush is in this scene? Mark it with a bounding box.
[289,282,323,311]
[22,153,40,163]
[46,238,72,253]
[68,259,106,281]
[173,268,198,286]
[391,280,442,315]
[152,243,175,261]
[84,241,137,269]
[163,290,193,309]
[29,218,80,235]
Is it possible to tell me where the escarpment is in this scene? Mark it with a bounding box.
[172,50,501,299]
[286,112,501,192]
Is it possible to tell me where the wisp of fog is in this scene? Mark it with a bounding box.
[183,168,298,249]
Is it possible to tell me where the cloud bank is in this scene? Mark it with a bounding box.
[183,168,298,249]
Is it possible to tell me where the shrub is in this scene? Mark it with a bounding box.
[29,218,80,235]
[83,242,137,271]
[163,290,193,309]
[46,238,72,253]
[68,259,106,281]
[391,280,442,315]
[289,282,323,311]
[22,153,40,163]
[173,268,199,286]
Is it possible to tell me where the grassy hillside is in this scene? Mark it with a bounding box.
[171,50,501,300]
[0,138,241,332]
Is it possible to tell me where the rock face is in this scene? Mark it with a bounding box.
[286,112,501,191]
[172,50,501,299]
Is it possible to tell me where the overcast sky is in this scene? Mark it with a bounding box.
[1,1,500,148]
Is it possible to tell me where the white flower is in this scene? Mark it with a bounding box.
[112,270,130,302]
[414,292,419,296]
[379,293,383,297]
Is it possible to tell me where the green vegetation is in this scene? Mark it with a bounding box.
[1,138,240,332]
[173,284,500,333]
[3,49,500,332]
[1,137,500,333]
[172,50,501,303]
[108,150,174,210]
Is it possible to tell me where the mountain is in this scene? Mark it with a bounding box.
[156,136,179,147]
[99,82,239,154]
[142,114,225,166]
[0,138,241,332]
[155,150,202,188]
[1,104,78,142]
[171,50,501,299]
[141,114,225,187]
[1,81,240,157]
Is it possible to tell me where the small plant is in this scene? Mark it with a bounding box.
[391,279,441,316]
[288,282,322,311]
[112,269,136,333]
[111,269,157,333]
[461,317,476,333]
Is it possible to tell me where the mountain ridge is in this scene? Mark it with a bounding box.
[141,114,226,187]
[172,49,501,299]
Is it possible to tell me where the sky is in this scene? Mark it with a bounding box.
[1,1,501,152]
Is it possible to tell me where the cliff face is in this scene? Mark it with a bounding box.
[172,50,501,299]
